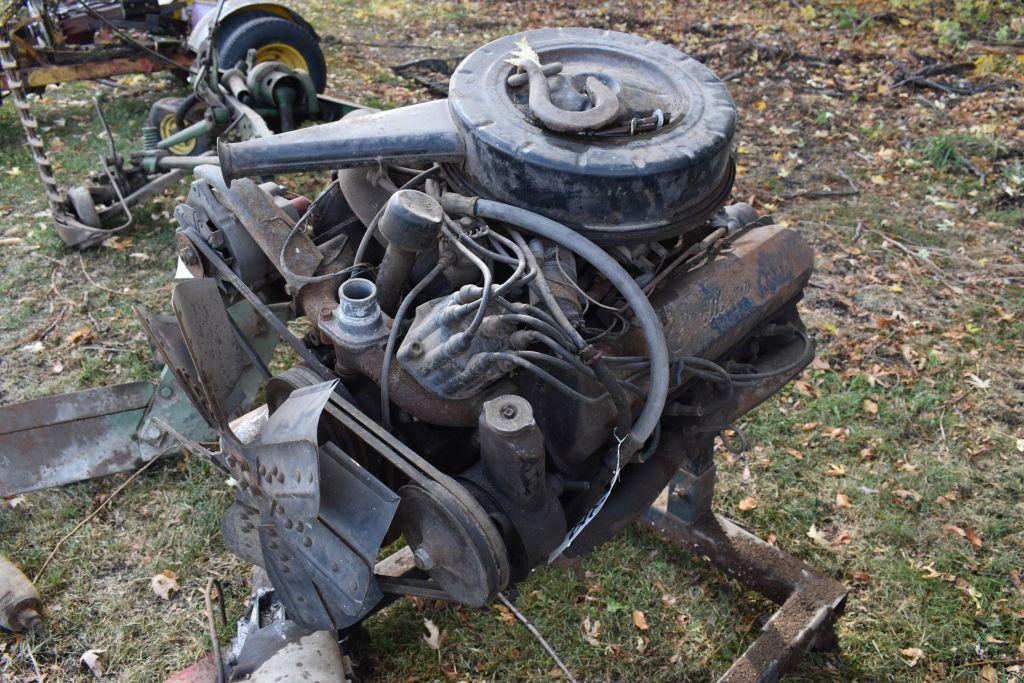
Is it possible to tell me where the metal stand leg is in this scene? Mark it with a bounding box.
[638,466,847,683]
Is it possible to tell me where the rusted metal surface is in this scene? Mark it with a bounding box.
[614,224,814,361]
[0,301,282,498]
[163,654,218,683]
[0,554,42,632]
[13,51,191,89]
[639,497,847,683]
[0,382,154,497]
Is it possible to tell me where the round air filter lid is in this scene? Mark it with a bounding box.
[447,28,737,244]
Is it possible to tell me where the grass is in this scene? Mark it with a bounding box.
[2,0,1023,681]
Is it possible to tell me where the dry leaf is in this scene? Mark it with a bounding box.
[64,326,93,346]
[632,609,649,631]
[893,489,922,502]
[582,617,602,647]
[792,380,816,396]
[965,527,983,548]
[832,529,852,546]
[836,493,852,509]
[494,604,515,623]
[785,448,803,460]
[862,399,878,414]
[103,236,134,251]
[978,663,998,683]
[942,524,967,540]
[80,649,105,678]
[965,373,991,390]
[150,570,180,600]
[807,524,829,547]
[636,636,647,654]
[422,618,444,650]
[738,497,759,511]
[6,495,29,510]
[824,463,847,477]
[900,647,925,666]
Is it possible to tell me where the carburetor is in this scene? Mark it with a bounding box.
[162,26,818,642]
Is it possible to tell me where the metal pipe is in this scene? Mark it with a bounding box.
[155,155,220,170]
[156,118,213,150]
[0,555,42,632]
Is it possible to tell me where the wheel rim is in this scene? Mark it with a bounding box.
[253,42,309,71]
[159,113,197,156]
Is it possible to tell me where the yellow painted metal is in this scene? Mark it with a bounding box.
[159,113,198,156]
[253,42,307,71]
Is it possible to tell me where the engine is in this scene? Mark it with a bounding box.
[161,28,815,631]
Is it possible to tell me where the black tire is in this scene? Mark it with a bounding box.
[146,96,212,155]
[215,15,327,93]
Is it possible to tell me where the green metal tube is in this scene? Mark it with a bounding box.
[156,118,213,150]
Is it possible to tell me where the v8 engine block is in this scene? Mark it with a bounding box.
[155,27,825,652]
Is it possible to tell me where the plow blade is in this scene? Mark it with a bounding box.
[0,301,285,498]
[0,381,156,497]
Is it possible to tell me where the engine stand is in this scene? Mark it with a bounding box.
[638,465,847,683]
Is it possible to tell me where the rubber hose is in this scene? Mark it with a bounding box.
[461,197,670,458]
[174,92,200,130]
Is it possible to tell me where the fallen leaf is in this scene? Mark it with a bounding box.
[632,609,649,631]
[422,618,444,650]
[64,326,93,346]
[494,604,515,623]
[21,340,45,354]
[831,529,852,546]
[792,380,815,396]
[824,463,847,477]
[978,663,998,683]
[836,493,852,509]
[893,489,922,502]
[900,647,925,666]
[582,617,602,647]
[862,399,878,415]
[150,570,180,600]
[80,649,105,677]
[738,497,758,511]
[851,570,870,585]
[6,495,29,510]
[785,447,803,460]
[965,373,991,390]
[942,524,967,540]
[807,524,829,547]
[636,635,647,654]
[103,236,134,251]
[965,527,983,548]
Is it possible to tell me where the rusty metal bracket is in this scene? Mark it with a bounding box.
[638,472,847,683]
[0,300,286,498]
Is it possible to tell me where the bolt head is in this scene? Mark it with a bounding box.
[178,245,199,266]
[413,546,434,571]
